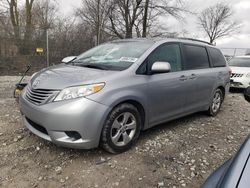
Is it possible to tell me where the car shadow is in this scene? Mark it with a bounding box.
[229,88,245,93]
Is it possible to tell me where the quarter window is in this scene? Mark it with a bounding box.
[208,47,226,67]
[183,45,210,70]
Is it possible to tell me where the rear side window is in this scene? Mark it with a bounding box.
[208,47,226,67]
[183,44,210,70]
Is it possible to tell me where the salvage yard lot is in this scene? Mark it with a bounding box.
[0,76,250,188]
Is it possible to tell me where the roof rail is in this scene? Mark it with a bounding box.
[176,37,212,45]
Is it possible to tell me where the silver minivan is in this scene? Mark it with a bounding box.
[19,38,230,153]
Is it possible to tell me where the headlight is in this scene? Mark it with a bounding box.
[247,73,250,77]
[54,83,105,101]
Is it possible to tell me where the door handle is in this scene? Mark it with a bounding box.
[189,74,197,80]
[179,75,188,81]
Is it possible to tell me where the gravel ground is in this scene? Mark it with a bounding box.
[0,76,250,188]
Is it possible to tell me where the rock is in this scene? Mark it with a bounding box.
[96,157,111,165]
[138,177,143,181]
[0,133,3,136]
[180,180,185,184]
[55,166,62,174]
[227,135,234,140]
[38,176,43,181]
[190,166,195,171]
[157,182,164,187]
[191,159,195,164]
[114,182,119,186]
[60,178,65,183]
[191,172,195,178]
[181,183,186,187]
[36,147,40,151]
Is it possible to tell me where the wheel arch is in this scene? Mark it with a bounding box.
[108,99,147,130]
[217,85,226,101]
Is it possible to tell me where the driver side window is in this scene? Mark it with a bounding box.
[147,43,182,74]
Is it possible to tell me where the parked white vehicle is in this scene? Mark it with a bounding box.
[229,56,250,88]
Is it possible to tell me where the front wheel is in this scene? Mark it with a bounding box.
[208,89,223,116]
[101,103,141,154]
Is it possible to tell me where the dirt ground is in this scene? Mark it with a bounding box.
[0,76,250,188]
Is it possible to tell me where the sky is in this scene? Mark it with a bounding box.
[57,0,250,50]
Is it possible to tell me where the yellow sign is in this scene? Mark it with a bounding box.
[36,48,44,53]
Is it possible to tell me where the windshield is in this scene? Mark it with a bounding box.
[228,57,250,67]
[71,41,154,71]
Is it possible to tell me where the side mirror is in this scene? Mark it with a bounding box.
[244,87,250,103]
[61,56,77,63]
[151,62,171,74]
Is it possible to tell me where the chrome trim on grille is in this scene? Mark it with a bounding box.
[25,86,58,105]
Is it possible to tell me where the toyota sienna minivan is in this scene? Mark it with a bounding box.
[19,38,230,153]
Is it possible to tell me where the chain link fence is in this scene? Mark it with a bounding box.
[1,27,250,76]
[0,27,94,76]
[0,28,47,75]
[220,48,250,58]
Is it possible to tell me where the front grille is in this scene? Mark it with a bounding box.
[231,73,244,78]
[25,86,57,105]
[26,117,48,135]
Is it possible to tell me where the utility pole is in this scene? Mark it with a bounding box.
[46,29,49,67]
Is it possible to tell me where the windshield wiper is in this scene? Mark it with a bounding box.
[75,63,108,70]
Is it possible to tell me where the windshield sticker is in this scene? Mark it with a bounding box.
[119,57,138,62]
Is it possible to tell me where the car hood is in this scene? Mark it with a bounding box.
[30,64,117,90]
[230,66,250,74]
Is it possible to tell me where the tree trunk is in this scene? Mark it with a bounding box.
[9,0,21,52]
[142,0,149,37]
[23,0,34,54]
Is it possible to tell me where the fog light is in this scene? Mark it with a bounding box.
[65,131,81,141]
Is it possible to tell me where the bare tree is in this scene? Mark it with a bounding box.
[76,0,188,40]
[107,0,144,39]
[6,0,20,43]
[108,0,187,39]
[197,2,241,44]
[2,0,36,54]
[141,0,187,37]
[76,0,113,45]
[33,0,58,29]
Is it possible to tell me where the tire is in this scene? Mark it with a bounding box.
[101,103,141,154]
[207,88,224,116]
[244,87,250,103]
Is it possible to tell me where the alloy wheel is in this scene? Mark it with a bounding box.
[211,91,221,113]
[110,112,137,147]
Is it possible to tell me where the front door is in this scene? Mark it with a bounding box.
[144,43,191,126]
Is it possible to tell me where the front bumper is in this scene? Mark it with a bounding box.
[230,78,250,89]
[19,92,111,149]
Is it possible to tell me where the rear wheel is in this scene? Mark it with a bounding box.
[101,103,141,154]
[208,88,223,116]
